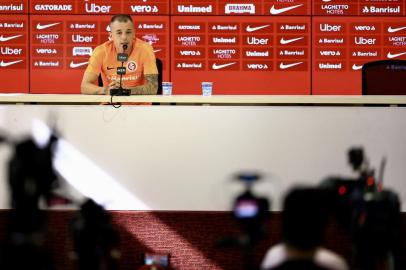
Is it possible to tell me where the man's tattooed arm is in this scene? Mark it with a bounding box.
[129,74,158,95]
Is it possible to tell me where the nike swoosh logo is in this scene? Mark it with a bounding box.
[246,25,270,32]
[36,22,61,30]
[212,62,236,70]
[387,26,406,33]
[70,61,88,68]
[0,34,23,42]
[387,52,406,59]
[322,0,332,2]
[279,62,303,69]
[153,49,162,53]
[352,64,363,70]
[270,4,303,15]
[0,60,23,67]
[280,37,304,45]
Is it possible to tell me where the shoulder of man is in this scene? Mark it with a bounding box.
[92,40,113,56]
[134,38,154,51]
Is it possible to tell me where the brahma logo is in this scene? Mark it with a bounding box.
[73,47,92,56]
[127,61,137,72]
[142,34,159,45]
[130,5,158,13]
[225,4,255,14]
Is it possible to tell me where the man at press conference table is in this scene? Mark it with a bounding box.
[80,14,158,95]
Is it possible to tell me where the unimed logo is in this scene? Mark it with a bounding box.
[177,5,212,13]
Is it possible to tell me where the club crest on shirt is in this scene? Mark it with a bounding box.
[127,61,137,72]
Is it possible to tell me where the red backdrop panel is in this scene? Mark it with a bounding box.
[29,15,170,94]
[312,17,406,95]
[0,15,29,93]
[171,16,311,94]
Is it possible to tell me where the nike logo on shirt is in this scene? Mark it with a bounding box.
[270,4,303,15]
[0,60,23,67]
[279,62,303,69]
[36,22,61,30]
[212,62,236,70]
[0,34,23,42]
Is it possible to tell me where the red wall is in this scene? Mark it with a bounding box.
[0,0,405,94]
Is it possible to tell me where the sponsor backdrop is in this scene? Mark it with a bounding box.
[0,0,405,94]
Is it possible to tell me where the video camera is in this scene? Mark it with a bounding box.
[320,147,402,270]
[233,172,270,239]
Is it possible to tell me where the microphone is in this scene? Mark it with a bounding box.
[110,44,130,96]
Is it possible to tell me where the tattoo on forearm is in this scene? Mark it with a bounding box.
[131,74,158,95]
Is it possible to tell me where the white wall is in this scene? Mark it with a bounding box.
[0,105,405,211]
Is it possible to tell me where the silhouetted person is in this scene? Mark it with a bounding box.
[71,199,120,270]
[261,187,348,270]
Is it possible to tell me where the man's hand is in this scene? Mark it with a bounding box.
[107,79,121,91]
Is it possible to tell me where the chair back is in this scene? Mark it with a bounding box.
[362,60,406,95]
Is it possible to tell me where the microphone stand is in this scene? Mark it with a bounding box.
[110,44,130,96]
